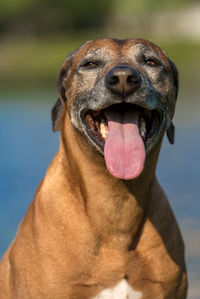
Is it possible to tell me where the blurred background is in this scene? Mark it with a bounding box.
[0,0,199,297]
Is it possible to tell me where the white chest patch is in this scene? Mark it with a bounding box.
[93,279,142,299]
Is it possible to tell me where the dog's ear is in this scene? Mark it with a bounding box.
[51,98,64,132]
[169,59,179,101]
[166,59,178,144]
[166,119,175,145]
[51,51,76,132]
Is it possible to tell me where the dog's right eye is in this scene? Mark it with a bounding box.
[82,61,98,69]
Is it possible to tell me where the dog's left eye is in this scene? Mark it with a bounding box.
[145,59,159,67]
[82,62,98,69]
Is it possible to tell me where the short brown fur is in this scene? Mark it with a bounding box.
[0,38,187,298]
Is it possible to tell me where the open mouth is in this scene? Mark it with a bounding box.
[82,103,163,180]
[83,103,163,151]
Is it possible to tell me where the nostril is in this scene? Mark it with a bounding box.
[108,75,119,86]
[127,75,140,85]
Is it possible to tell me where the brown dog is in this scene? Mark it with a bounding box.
[0,38,187,298]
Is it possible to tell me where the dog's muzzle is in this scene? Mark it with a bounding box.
[80,66,165,180]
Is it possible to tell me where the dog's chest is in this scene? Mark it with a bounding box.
[93,279,142,299]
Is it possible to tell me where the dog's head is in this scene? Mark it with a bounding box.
[52,38,178,180]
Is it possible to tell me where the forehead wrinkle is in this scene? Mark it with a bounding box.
[136,41,169,65]
[121,43,142,62]
[77,41,122,65]
[80,48,103,60]
[128,43,157,56]
[122,42,167,67]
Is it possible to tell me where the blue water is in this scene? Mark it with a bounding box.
[0,92,199,298]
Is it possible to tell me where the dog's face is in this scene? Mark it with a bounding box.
[52,38,178,180]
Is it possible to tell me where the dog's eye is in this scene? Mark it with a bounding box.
[145,59,159,67]
[82,61,98,69]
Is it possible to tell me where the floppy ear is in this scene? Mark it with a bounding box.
[166,119,175,145]
[51,98,64,132]
[51,51,76,132]
[169,59,179,101]
[166,59,178,144]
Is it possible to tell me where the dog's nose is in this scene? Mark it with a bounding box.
[106,66,141,97]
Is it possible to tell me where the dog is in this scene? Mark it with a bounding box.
[0,38,187,298]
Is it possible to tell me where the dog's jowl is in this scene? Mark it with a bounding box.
[0,39,187,298]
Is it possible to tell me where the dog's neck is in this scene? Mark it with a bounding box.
[48,112,163,251]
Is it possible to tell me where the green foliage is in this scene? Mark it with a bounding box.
[0,0,198,35]
[0,0,113,34]
[112,0,198,21]
[114,0,196,14]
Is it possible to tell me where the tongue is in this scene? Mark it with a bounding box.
[104,110,146,180]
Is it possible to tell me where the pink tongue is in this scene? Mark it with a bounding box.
[104,110,146,180]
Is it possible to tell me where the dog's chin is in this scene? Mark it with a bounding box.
[81,102,164,154]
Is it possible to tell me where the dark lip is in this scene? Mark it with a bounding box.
[81,103,164,152]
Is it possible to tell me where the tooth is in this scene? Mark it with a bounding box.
[140,118,146,138]
[100,122,108,139]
